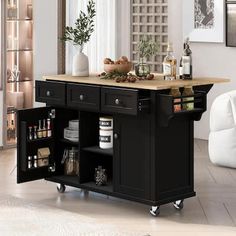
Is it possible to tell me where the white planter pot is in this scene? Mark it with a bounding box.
[72,49,89,77]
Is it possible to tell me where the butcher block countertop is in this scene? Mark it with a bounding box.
[43,74,229,91]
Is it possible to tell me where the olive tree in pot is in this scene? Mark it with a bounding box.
[135,36,159,77]
[62,0,96,76]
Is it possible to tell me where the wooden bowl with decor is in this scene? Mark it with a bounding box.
[104,56,132,74]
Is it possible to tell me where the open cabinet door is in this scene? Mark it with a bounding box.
[17,107,55,183]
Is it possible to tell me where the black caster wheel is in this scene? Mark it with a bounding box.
[150,206,160,217]
[173,200,184,210]
[57,184,66,193]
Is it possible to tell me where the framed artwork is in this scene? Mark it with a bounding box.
[183,0,224,43]
[226,1,236,47]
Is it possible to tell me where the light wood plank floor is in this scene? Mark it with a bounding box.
[1,139,236,235]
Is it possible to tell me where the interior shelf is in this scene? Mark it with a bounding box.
[47,175,113,194]
[27,137,54,143]
[60,138,79,146]
[7,79,32,83]
[7,19,33,22]
[80,181,113,193]
[7,107,17,114]
[83,146,113,156]
[7,49,33,52]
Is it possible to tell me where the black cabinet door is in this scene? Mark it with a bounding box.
[113,115,151,200]
[17,107,54,183]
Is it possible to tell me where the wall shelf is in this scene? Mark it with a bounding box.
[7,49,33,52]
[3,0,34,147]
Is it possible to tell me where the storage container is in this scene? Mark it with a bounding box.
[99,129,113,149]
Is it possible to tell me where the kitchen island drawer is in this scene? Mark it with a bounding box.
[101,87,150,115]
[67,84,100,112]
[35,81,66,106]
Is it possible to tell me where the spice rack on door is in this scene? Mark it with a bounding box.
[157,90,207,127]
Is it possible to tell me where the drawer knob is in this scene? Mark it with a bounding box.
[46,91,51,97]
[115,99,120,105]
[79,95,84,101]
[114,133,119,139]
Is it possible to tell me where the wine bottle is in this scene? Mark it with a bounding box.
[182,38,192,80]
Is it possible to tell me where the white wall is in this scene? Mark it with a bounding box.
[34,0,59,107]
[0,91,3,147]
[168,0,234,140]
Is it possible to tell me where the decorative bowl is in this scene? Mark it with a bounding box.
[104,62,133,74]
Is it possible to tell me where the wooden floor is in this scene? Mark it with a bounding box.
[1,139,236,235]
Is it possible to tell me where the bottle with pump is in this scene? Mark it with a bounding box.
[163,42,177,81]
[182,38,192,80]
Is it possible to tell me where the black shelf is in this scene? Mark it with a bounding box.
[60,138,79,146]
[27,137,54,143]
[80,181,113,193]
[83,146,113,156]
[47,175,113,194]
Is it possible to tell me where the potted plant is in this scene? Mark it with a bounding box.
[62,0,96,76]
[135,36,159,77]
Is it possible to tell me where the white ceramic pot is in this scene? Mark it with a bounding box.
[72,46,89,77]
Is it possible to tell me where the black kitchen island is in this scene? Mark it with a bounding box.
[16,74,228,216]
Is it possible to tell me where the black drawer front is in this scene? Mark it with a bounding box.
[67,84,100,112]
[101,87,138,115]
[35,81,66,105]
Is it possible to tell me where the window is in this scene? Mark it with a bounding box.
[66,0,117,73]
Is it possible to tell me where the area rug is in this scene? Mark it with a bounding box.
[0,196,146,236]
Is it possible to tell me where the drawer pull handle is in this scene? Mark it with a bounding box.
[80,95,84,101]
[46,91,51,97]
[115,99,120,105]
[114,133,119,139]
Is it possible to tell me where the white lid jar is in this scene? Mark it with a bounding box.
[99,129,113,149]
[99,116,113,130]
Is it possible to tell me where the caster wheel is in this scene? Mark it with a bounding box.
[57,184,66,193]
[150,206,160,217]
[173,200,184,210]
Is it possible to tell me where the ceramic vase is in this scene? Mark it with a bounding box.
[72,46,89,77]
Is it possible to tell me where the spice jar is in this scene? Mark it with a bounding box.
[182,86,194,110]
[169,88,181,112]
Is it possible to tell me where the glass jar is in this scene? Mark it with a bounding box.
[64,147,79,176]
[94,166,107,186]
[169,88,181,112]
[135,63,150,77]
[182,86,194,110]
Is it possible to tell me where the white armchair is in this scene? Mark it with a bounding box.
[209,91,236,168]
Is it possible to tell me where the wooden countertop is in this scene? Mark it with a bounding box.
[43,74,229,91]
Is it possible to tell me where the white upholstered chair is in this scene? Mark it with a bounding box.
[209,91,236,168]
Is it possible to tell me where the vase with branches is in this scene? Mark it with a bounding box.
[62,0,96,76]
[135,36,159,77]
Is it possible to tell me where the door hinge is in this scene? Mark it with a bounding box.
[49,109,56,119]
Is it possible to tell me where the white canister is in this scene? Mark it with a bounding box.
[99,129,113,149]
[99,116,113,130]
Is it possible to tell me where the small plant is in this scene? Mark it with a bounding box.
[62,0,96,50]
[137,36,159,64]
